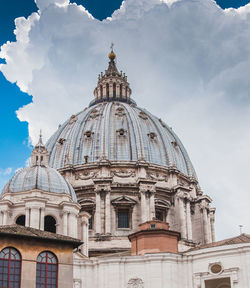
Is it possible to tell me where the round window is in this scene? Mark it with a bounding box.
[210,263,222,274]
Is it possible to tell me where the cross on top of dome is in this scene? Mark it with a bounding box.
[90,45,136,107]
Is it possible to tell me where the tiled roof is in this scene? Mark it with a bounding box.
[188,234,250,252]
[0,225,82,248]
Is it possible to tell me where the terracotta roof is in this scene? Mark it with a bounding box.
[188,234,250,252]
[0,225,82,248]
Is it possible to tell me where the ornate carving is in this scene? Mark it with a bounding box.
[171,140,178,148]
[111,170,135,178]
[111,196,137,207]
[58,138,66,145]
[176,190,190,200]
[89,109,100,119]
[115,107,126,117]
[127,278,144,288]
[116,128,127,136]
[177,179,186,186]
[69,114,78,124]
[73,279,81,288]
[148,132,157,140]
[147,172,167,182]
[84,130,94,139]
[139,183,156,194]
[139,111,148,120]
[95,184,111,193]
[75,172,97,180]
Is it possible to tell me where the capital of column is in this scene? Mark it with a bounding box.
[176,190,192,201]
[138,183,156,194]
[80,211,91,225]
[94,183,111,193]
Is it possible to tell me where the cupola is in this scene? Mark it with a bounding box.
[90,44,135,106]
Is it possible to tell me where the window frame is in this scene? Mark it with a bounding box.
[117,209,130,229]
[36,251,58,288]
[0,247,22,288]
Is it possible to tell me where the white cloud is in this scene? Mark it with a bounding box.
[0,168,13,176]
[0,168,13,192]
[1,0,250,239]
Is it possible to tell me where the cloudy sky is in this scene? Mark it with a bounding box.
[0,0,250,240]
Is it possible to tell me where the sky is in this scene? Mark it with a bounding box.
[0,0,250,240]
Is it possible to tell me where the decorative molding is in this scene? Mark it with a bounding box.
[84,130,94,139]
[193,266,239,288]
[73,279,81,288]
[127,278,144,288]
[116,128,127,137]
[139,111,148,120]
[139,183,156,194]
[147,172,167,182]
[155,198,171,209]
[75,172,97,180]
[111,170,135,178]
[147,132,157,140]
[111,196,137,207]
[69,114,78,124]
[89,109,100,119]
[94,184,111,193]
[115,107,126,117]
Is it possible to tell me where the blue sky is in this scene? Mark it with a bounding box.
[0,0,250,239]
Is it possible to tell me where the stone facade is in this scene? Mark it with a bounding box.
[58,160,215,255]
[73,241,250,288]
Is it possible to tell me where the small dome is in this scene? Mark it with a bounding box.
[2,166,77,202]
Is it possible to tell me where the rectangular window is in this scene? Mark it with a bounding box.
[118,210,129,228]
[205,277,231,288]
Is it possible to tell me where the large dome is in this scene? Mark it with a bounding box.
[46,101,196,178]
[2,165,77,202]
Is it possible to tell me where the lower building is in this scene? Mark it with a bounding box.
[0,225,81,288]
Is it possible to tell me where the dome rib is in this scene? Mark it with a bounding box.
[46,102,196,178]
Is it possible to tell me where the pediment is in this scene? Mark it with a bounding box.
[155,198,171,208]
[111,196,137,206]
[79,198,95,208]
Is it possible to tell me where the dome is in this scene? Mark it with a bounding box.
[2,165,77,202]
[46,101,196,178]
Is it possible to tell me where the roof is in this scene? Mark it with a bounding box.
[188,234,250,252]
[46,102,196,178]
[0,225,82,248]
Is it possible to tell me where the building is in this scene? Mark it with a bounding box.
[0,48,250,288]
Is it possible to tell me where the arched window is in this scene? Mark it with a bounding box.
[0,247,21,288]
[44,216,56,233]
[36,251,58,288]
[16,215,25,226]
